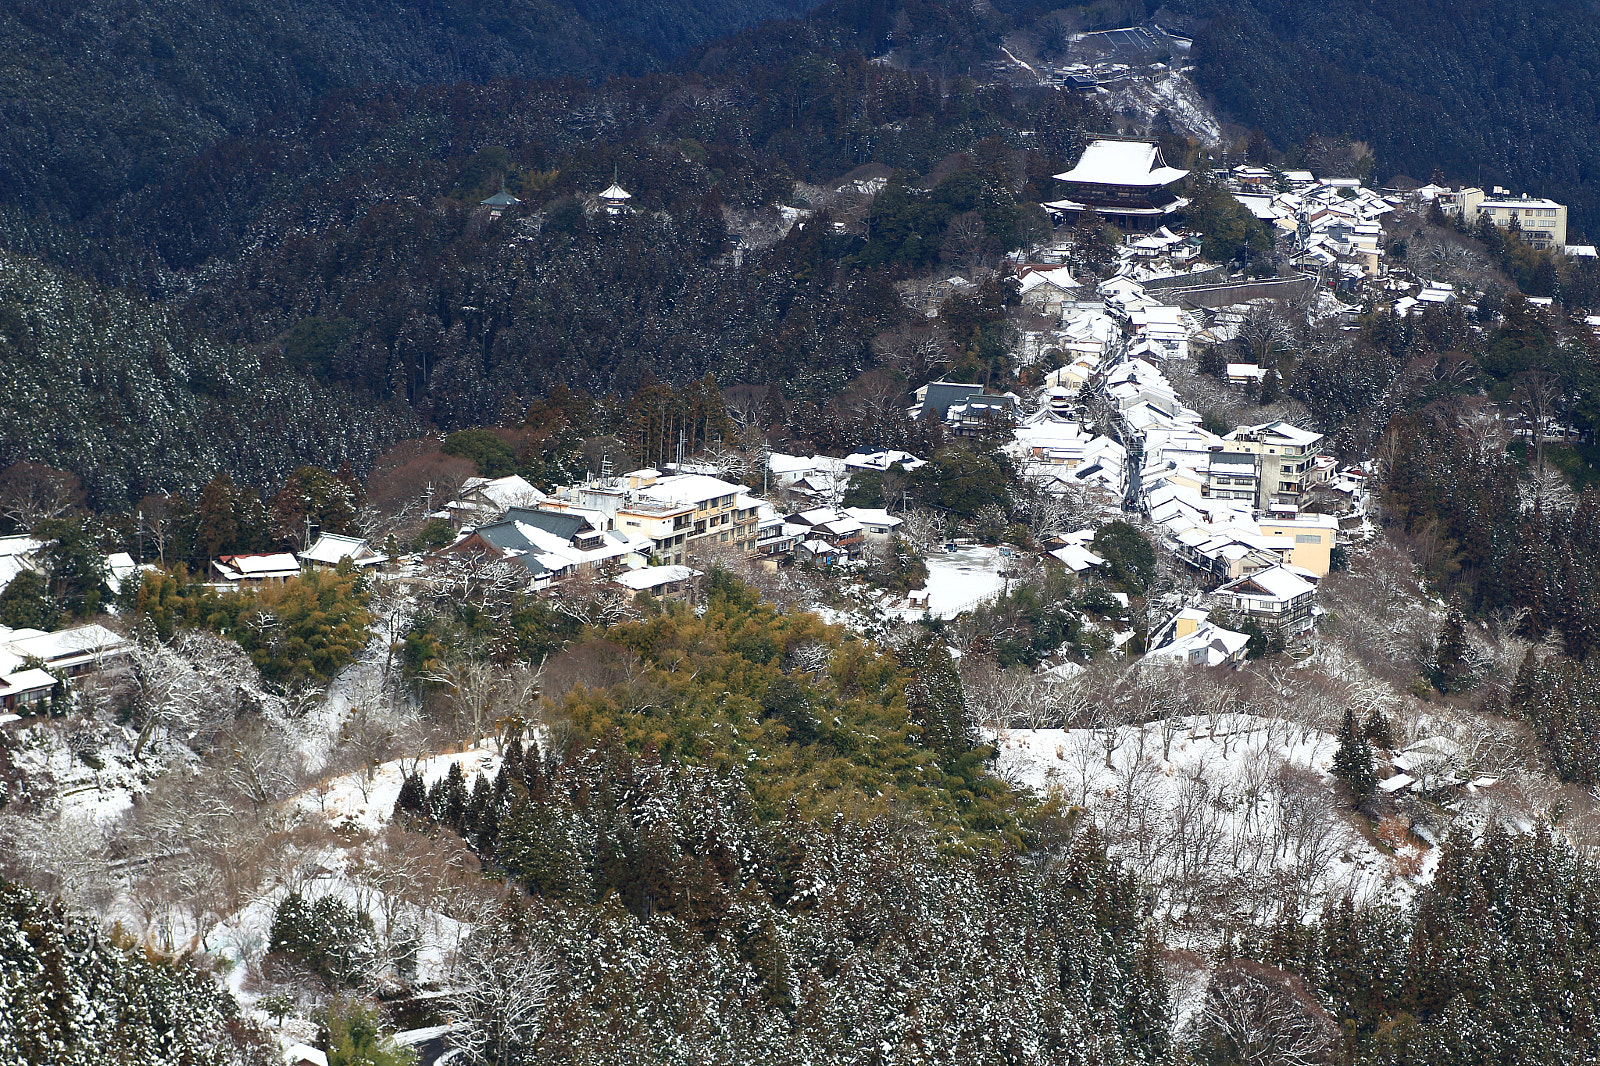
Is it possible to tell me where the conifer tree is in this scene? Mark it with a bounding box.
[1333,707,1376,806]
[1361,710,1395,750]
[1431,609,1470,693]
[393,771,426,822]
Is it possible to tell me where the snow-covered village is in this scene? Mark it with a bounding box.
[6,3,1600,1064]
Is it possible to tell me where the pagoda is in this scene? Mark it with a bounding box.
[479,183,522,220]
[597,179,634,216]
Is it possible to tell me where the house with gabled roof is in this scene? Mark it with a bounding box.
[445,474,546,527]
[1142,611,1250,668]
[299,533,386,570]
[213,552,301,586]
[1210,564,1317,634]
[439,506,649,584]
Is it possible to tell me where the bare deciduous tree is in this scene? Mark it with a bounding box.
[0,461,84,529]
[1199,959,1339,1066]
[449,929,558,1066]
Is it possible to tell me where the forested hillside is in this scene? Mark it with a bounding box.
[1181,0,1600,233]
[0,0,1101,505]
[0,251,418,509]
[0,0,825,220]
[0,878,269,1064]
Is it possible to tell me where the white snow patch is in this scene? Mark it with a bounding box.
[296,744,503,835]
[915,545,1010,619]
[992,715,1427,935]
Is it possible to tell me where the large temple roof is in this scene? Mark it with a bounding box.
[1053,139,1189,187]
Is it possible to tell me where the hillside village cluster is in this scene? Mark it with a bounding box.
[0,135,1568,782]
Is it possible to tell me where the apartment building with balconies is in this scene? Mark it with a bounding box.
[1223,421,1326,511]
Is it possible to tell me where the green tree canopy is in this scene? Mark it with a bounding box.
[1091,521,1156,593]
[442,429,519,479]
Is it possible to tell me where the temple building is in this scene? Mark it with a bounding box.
[1045,139,1190,230]
[597,181,634,215]
[479,185,521,220]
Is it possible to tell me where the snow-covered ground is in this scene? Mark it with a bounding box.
[1100,68,1222,145]
[992,715,1435,932]
[918,544,1011,619]
[294,744,503,835]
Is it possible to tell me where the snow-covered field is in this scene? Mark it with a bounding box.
[295,744,503,835]
[919,544,1010,619]
[992,715,1435,932]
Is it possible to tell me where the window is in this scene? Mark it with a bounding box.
[1295,533,1321,544]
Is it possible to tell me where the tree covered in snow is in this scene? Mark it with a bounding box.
[269,893,379,990]
[0,877,272,1065]
[419,794,1171,1066]
[0,252,419,511]
[1243,825,1600,1065]
[1331,708,1376,807]
[1509,651,1600,786]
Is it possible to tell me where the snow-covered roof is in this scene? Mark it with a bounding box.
[1049,544,1106,572]
[1228,420,1323,447]
[1054,140,1189,188]
[0,667,56,697]
[0,623,130,670]
[843,449,924,472]
[1143,621,1250,667]
[215,552,301,579]
[105,552,150,597]
[614,565,700,591]
[1019,266,1080,293]
[457,475,545,512]
[636,473,747,507]
[0,554,36,596]
[285,1045,330,1066]
[842,507,902,529]
[0,535,41,558]
[599,183,633,201]
[792,506,843,526]
[299,533,385,567]
[1216,564,1316,601]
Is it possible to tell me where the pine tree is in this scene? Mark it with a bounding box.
[1362,710,1395,750]
[393,771,427,822]
[1431,609,1470,693]
[1333,708,1376,806]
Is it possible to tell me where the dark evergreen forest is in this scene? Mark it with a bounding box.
[0,0,1100,510]
[1181,0,1600,232]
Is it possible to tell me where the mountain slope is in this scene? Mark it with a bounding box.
[0,250,418,508]
[1180,0,1600,234]
[0,0,826,218]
